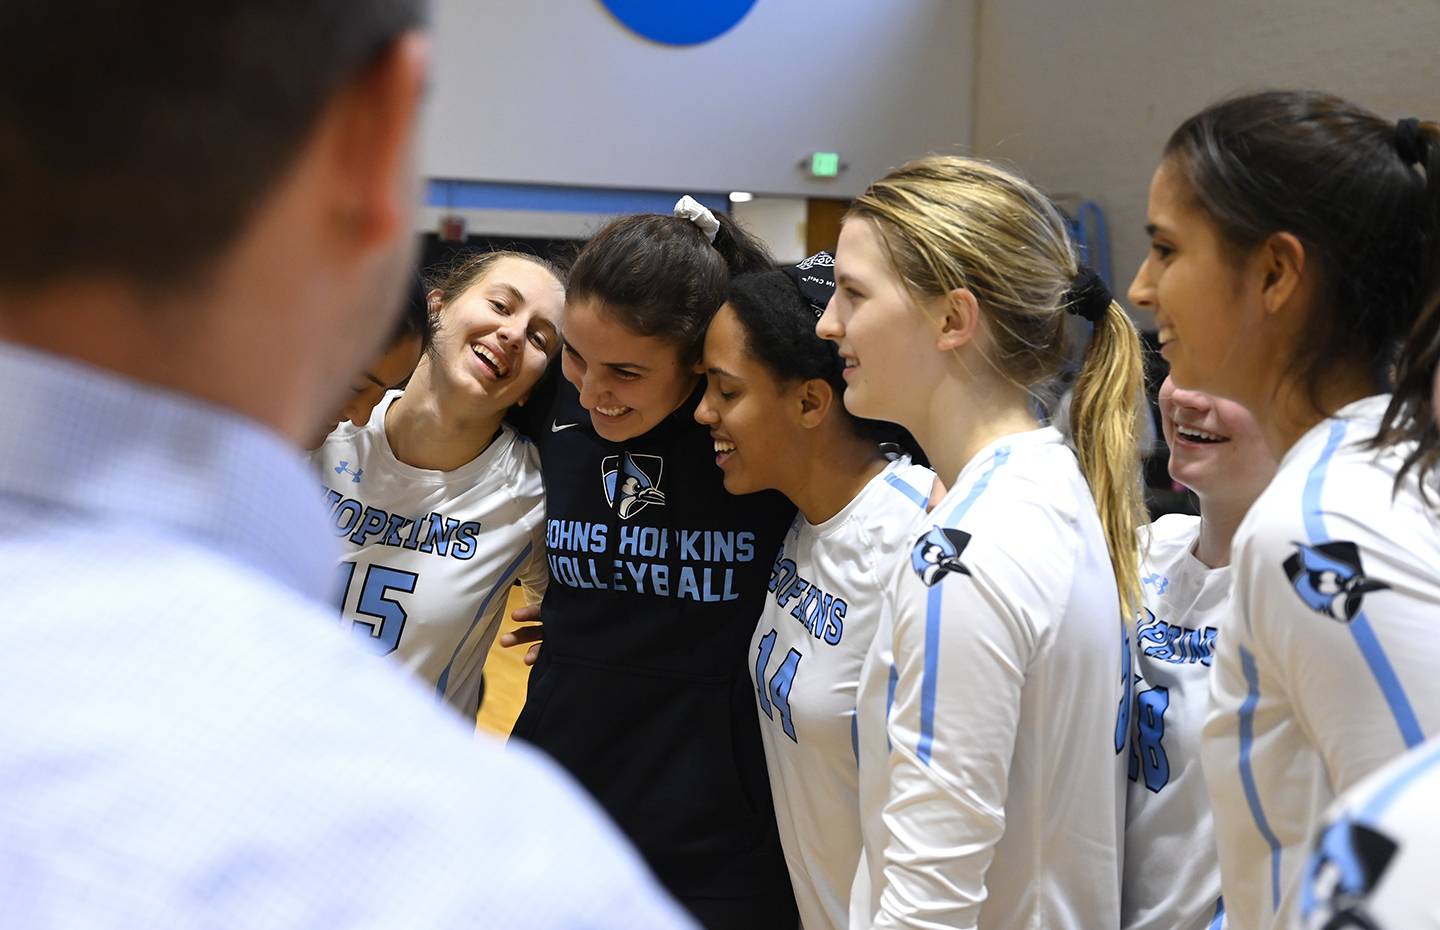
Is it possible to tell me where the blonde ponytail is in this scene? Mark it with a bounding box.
[1070,300,1146,615]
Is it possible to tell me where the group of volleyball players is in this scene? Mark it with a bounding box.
[310,90,1439,930]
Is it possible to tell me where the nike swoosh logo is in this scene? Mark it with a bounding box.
[551,420,578,432]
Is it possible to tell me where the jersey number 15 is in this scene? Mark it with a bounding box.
[337,562,418,656]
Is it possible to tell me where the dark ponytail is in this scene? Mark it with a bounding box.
[1163,92,1434,424]
[568,206,774,366]
[710,212,774,279]
[1374,119,1440,495]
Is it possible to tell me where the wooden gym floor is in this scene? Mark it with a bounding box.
[475,586,532,737]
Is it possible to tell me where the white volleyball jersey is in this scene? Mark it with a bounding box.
[312,391,548,719]
[1201,395,1440,930]
[750,458,934,930]
[852,427,1126,930]
[1300,736,1440,930]
[1124,514,1227,930]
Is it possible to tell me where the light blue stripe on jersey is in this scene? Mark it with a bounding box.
[434,542,533,699]
[917,447,1011,766]
[1358,735,1440,821]
[1208,897,1224,930]
[1299,738,1440,919]
[1302,420,1424,749]
[1238,645,1284,913]
[883,472,929,509]
[886,664,898,752]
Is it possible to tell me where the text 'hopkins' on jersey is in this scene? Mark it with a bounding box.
[545,518,759,603]
[325,489,484,562]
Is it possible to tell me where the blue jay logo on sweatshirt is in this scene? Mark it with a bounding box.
[1283,541,1389,623]
[911,526,972,587]
[1300,815,1398,930]
[602,453,666,520]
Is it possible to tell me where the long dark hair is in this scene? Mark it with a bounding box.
[568,209,773,365]
[1163,91,1439,490]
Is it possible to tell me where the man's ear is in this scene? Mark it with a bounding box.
[320,33,429,253]
[934,288,981,353]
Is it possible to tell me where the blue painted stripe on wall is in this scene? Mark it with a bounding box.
[425,180,730,216]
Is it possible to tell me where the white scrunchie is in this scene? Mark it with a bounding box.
[673,195,720,243]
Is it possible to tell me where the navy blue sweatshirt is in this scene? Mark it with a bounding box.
[510,370,797,919]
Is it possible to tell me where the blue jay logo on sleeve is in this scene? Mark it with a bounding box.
[1300,815,1398,930]
[910,526,972,586]
[602,453,666,520]
[1283,541,1390,622]
[334,461,363,484]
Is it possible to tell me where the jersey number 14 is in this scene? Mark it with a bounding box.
[755,629,803,742]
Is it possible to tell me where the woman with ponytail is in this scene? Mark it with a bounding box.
[1128,91,1440,930]
[817,155,1144,928]
[505,199,799,929]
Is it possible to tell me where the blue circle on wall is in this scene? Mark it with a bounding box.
[599,0,758,46]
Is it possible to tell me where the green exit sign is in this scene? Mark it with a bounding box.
[810,152,840,178]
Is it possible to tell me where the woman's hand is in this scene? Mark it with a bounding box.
[500,603,544,666]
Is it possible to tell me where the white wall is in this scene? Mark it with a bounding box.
[422,0,977,199]
[972,0,1439,318]
[732,196,809,263]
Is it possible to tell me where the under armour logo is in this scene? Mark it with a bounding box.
[334,461,363,484]
[1142,573,1170,595]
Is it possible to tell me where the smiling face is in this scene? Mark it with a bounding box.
[694,303,809,495]
[1128,160,1271,403]
[816,218,946,428]
[428,255,564,411]
[560,297,698,442]
[1158,375,1276,504]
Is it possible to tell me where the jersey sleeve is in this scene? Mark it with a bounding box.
[1238,508,1437,794]
[516,516,549,606]
[872,547,1038,930]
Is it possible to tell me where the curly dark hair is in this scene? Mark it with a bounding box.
[724,269,923,458]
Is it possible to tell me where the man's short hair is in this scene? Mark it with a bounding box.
[0,1,427,291]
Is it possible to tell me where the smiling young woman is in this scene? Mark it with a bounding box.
[1123,376,1277,930]
[504,200,801,930]
[311,250,564,719]
[694,258,934,930]
[1128,91,1440,930]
